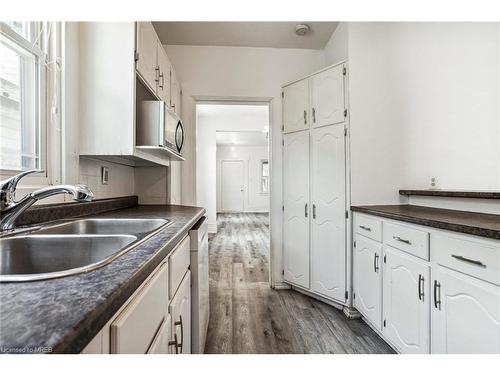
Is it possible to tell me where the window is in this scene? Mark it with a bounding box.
[261,160,269,194]
[0,22,46,172]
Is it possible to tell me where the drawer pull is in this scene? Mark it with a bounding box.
[359,225,371,232]
[393,235,412,245]
[451,254,486,268]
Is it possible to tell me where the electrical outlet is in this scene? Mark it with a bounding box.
[101,167,109,185]
[430,176,437,189]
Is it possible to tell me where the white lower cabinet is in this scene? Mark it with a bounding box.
[353,235,382,330]
[431,266,500,354]
[170,271,191,354]
[148,315,173,354]
[383,246,430,354]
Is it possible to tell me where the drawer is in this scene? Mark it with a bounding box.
[354,214,382,242]
[432,233,500,286]
[384,222,429,260]
[111,262,168,354]
[169,235,190,298]
[147,315,172,354]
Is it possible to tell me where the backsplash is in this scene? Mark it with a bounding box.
[79,158,136,200]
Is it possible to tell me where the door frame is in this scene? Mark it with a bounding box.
[194,96,274,288]
[220,159,246,212]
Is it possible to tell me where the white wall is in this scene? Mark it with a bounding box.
[196,105,269,232]
[217,145,269,213]
[325,22,500,205]
[166,44,325,284]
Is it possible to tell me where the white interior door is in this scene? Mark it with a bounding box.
[310,124,346,301]
[221,160,245,212]
[353,235,383,330]
[311,64,345,128]
[383,246,430,354]
[283,130,310,288]
[283,79,310,133]
[431,267,500,354]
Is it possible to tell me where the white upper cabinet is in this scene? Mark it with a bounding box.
[283,79,310,133]
[136,22,159,93]
[354,235,383,330]
[156,41,171,103]
[283,130,310,289]
[310,124,346,301]
[431,266,500,354]
[310,64,345,128]
[170,67,181,114]
[383,246,430,354]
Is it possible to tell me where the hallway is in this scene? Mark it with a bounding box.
[204,213,394,354]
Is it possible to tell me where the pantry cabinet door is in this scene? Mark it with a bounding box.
[383,247,430,354]
[136,22,158,93]
[310,64,345,128]
[431,267,500,354]
[156,41,171,104]
[283,79,309,133]
[283,130,310,289]
[310,124,346,301]
[353,235,383,330]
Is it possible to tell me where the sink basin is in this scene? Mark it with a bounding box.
[0,234,137,282]
[36,218,170,236]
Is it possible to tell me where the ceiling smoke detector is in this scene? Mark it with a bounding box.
[295,24,310,36]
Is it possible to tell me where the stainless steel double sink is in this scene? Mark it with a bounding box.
[0,218,170,282]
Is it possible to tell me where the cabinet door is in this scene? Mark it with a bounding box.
[148,315,172,354]
[383,247,430,354]
[310,124,346,301]
[283,130,310,289]
[283,79,309,133]
[353,235,382,330]
[156,41,171,103]
[311,64,345,128]
[170,68,181,115]
[136,22,158,93]
[431,267,500,354]
[170,271,191,354]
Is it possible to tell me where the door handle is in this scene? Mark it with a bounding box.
[174,315,183,353]
[305,203,308,218]
[312,107,316,123]
[303,110,307,124]
[159,72,164,89]
[418,274,424,301]
[168,333,179,354]
[373,253,379,273]
[312,204,317,219]
[433,280,441,310]
[155,66,160,83]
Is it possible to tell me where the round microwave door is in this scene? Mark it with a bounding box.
[175,121,184,153]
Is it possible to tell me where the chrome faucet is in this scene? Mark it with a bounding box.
[0,170,94,231]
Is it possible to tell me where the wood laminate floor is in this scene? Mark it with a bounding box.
[204,213,394,354]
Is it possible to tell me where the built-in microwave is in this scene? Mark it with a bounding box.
[137,101,184,154]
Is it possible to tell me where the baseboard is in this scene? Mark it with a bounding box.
[343,306,362,319]
[272,281,291,290]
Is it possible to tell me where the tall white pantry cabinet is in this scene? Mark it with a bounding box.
[282,62,349,305]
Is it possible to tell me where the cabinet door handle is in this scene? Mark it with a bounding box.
[312,107,316,123]
[159,72,164,89]
[418,274,424,301]
[304,203,308,218]
[359,225,371,232]
[451,254,486,268]
[433,280,441,310]
[373,253,379,273]
[174,315,183,353]
[168,334,179,354]
[155,66,160,83]
[393,236,412,245]
[312,204,317,219]
[303,110,307,125]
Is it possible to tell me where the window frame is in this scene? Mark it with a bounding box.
[0,22,51,188]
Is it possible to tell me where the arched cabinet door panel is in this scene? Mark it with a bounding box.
[310,64,345,128]
[283,79,310,133]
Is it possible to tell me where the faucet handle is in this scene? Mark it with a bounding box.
[0,169,39,208]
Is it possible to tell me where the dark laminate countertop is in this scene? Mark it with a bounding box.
[399,189,500,199]
[351,205,500,240]
[0,204,205,354]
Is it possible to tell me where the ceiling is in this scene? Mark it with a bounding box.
[216,131,268,147]
[153,22,338,49]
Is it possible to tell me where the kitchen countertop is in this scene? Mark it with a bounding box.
[0,204,205,354]
[351,205,500,240]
